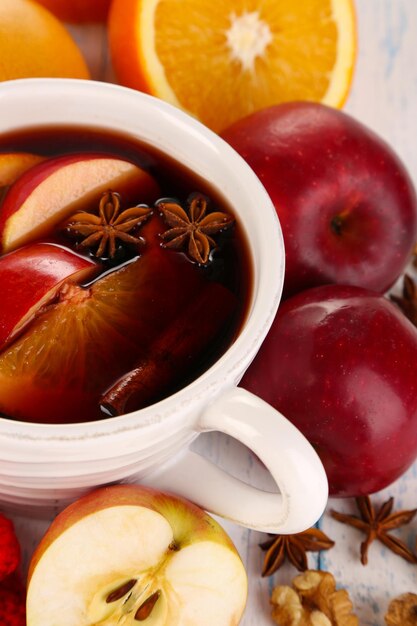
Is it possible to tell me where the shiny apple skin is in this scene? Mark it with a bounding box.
[222,102,417,298]
[0,153,160,253]
[241,285,417,496]
[0,243,95,350]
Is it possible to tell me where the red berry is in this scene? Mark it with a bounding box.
[0,586,26,626]
[0,514,21,581]
[1,572,26,597]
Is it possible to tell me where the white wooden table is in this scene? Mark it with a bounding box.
[8,2,417,624]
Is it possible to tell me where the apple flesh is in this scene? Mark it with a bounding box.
[222,102,417,298]
[242,284,417,496]
[0,153,160,253]
[0,243,96,351]
[0,153,45,186]
[27,485,248,626]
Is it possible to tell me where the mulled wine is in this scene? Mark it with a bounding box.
[0,126,252,424]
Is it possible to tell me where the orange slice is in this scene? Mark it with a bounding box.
[109,0,356,132]
[0,153,45,187]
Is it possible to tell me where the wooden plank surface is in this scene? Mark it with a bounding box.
[7,1,417,625]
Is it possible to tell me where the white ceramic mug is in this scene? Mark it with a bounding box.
[0,79,327,533]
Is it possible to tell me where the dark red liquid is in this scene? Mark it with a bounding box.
[0,126,252,424]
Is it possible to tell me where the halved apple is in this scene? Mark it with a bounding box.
[0,242,96,351]
[0,153,160,252]
[27,485,248,626]
[0,152,45,186]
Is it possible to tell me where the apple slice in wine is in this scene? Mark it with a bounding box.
[0,153,160,252]
[0,243,97,351]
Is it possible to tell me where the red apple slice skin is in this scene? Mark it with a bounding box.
[0,153,160,253]
[0,153,45,186]
[0,243,96,351]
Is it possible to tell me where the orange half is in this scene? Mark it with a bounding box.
[109,0,356,132]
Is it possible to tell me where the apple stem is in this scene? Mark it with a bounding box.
[330,214,344,236]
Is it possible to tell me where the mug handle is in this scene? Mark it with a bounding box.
[144,387,328,533]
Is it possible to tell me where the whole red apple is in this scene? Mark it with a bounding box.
[222,102,417,298]
[241,284,417,496]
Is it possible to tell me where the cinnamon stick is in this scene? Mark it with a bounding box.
[101,281,237,415]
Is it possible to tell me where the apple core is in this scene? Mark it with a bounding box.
[27,486,248,626]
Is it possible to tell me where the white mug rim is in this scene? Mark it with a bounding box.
[0,78,285,441]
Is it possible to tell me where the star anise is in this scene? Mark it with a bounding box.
[259,527,335,576]
[390,274,417,327]
[156,193,234,265]
[66,190,152,259]
[331,496,417,565]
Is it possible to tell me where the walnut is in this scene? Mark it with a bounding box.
[271,570,358,626]
[271,586,306,625]
[385,593,417,625]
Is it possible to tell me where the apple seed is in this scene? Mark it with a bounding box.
[106,578,137,603]
[134,590,161,621]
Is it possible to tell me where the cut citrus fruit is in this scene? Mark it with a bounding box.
[108,0,356,132]
[0,218,205,424]
[0,243,96,351]
[0,0,89,82]
[0,153,45,187]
